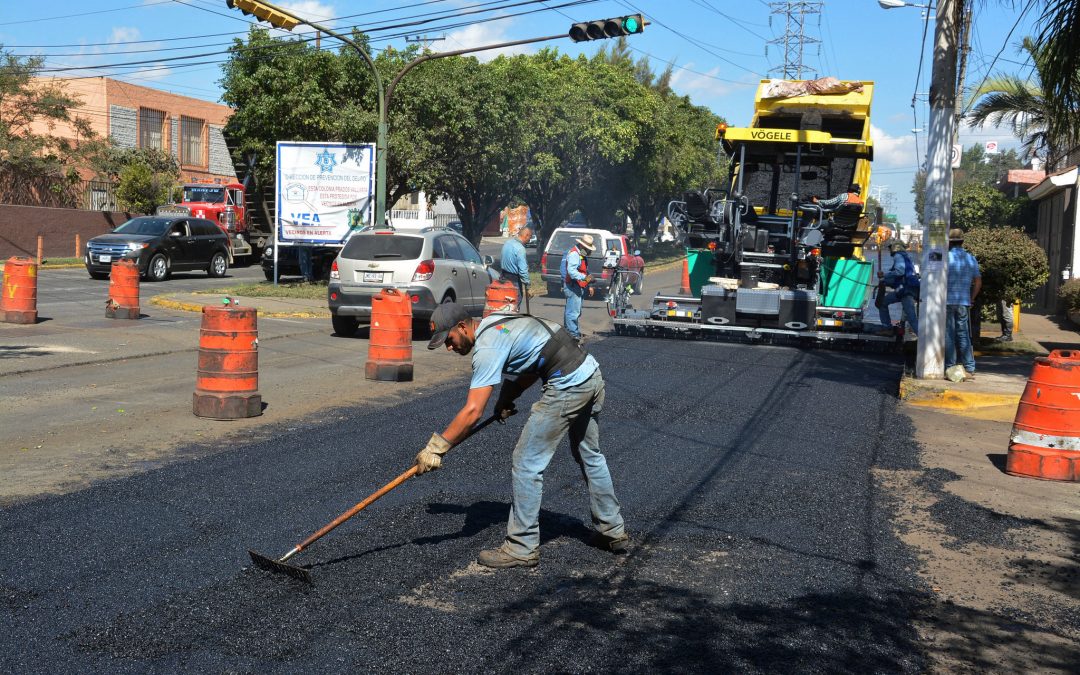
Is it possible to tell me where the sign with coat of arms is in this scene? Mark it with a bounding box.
[275,141,375,244]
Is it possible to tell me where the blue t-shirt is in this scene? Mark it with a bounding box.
[947,247,980,306]
[499,237,529,285]
[470,314,598,390]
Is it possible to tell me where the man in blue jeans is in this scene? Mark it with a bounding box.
[499,226,532,310]
[945,228,982,380]
[417,302,628,568]
[876,239,920,337]
[561,234,596,342]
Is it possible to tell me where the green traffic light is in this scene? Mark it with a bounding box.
[623,16,641,33]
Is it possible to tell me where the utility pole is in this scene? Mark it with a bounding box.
[406,34,446,51]
[952,0,972,139]
[916,0,960,379]
[767,1,822,79]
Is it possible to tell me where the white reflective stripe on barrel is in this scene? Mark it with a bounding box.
[1010,428,1080,452]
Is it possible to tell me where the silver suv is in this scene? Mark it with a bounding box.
[327,225,498,337]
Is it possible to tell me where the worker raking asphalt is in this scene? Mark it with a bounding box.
[1,338,929,672]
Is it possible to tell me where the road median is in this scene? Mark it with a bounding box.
[151,292,331,319]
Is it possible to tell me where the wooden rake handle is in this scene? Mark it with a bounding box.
[291,414,500,555]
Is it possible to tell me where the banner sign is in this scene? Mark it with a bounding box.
[275,141,375,244]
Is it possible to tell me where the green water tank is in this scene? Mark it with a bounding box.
[686,249,714,296]
[820,258,872,309]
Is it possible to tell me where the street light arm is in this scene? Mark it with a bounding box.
[386,33,566,111]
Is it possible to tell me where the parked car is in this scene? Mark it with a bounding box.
[327,225,498,337]
[85,215,230,282]
[539,228,644,296]
[261,245,339,282]
[445,220,463,235]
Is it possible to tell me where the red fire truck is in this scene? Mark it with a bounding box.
[157,181,269,263]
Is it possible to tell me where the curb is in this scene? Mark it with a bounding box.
[150,294,331,319]
[899,374,1021,411]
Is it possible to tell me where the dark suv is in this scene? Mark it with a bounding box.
[85,216,231,281]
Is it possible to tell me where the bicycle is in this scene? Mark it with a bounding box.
[605,268,641,318]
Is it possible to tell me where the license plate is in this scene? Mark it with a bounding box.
[363,271,384,283]
[99,254,111,263]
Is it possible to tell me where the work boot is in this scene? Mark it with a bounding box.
[591,531,630,554]
[477,547,538,569]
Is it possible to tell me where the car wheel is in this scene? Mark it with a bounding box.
[88,271,108,280]
[208,251,228,278]
[145,253,169,282]
[332,313,359,337]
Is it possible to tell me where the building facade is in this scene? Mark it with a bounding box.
[33,77,236,183]
[1027,166,1080,311]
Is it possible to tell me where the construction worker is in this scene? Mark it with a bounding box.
[946,228,982,381]
[417,301,629,569]
[561,234,595,343]
[499,225,532,310]
[812,183,864,211]
[876,239,920,337]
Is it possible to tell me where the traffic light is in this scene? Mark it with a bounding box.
[225,0,300,30]
[569,14,645,42]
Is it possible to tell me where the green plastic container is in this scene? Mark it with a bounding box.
[686,249,714,297]
[820,258,872,309]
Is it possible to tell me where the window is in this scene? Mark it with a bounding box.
[181,116,205,166]
[435,235,462,260]
[340,234,424,261]
[138,108,165,150]
[455,236,483,264]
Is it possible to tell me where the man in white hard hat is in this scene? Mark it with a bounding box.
[560,234,595,343]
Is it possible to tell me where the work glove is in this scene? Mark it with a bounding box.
[495,379,523,423]
[415,432,451,474]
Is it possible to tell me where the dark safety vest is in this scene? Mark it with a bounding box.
[563,246,589,288]
[475,314,587,382]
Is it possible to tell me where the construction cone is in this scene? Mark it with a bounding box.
[1006,349,1080,482]
[679,258,691,295]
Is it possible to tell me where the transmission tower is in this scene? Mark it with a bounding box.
[766,1,823,79]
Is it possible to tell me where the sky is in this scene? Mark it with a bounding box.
[1,0,1048,224]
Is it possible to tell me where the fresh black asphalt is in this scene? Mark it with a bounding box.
[1,336,930,673]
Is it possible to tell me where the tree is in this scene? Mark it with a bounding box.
[951,181,1022,230]
[967,37,1066,168]
[964,227,1049,305]
[1033,1,1080,151]
[114,152,179,214]
[0,49,103,207]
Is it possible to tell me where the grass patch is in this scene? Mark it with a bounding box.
[974,336,1046,355]
[201,280,328,300]
[0,257,83,269]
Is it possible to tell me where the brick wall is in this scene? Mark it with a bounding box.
[0,205,136,259]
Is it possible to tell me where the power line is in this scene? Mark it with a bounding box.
[959,0,1036,117]
[0,0,172,26]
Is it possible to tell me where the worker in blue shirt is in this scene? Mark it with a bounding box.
[416,302,629,569]
[876,239,920,337]
[499,225,532,310]
[945,228,982,380]
[561,234,596,342]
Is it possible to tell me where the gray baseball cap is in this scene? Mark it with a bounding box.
[427,302,471,349]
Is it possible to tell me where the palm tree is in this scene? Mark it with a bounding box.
[1034,0,1080,152]
[967,37,1065,168]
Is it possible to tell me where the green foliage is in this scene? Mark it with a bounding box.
[115,161,176,214]
[1059,278,1080,312]
[951,181,1022,230]
[93,146,179,181]
[964,227,1049,304]
[0,47,105,206]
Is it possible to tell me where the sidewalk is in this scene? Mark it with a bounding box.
[899,311,1080,419]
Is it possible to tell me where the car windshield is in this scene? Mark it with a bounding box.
[183,186,225,203]
[547,231,594,256]
[340,233,424,260]
[113,218,171,236]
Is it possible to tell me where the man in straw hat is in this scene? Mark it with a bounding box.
[560,234,596,343]
[946,228,982,381]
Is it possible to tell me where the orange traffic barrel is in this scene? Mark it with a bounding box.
[106,259,140,319]
[483,279,519,317]
[193,304,262,419]
[366,288,413,382]
[678,258,691,295]
[1006,349,1080,482]
[1,256,38,324]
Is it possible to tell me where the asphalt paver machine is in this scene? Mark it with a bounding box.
[614,78,895,347]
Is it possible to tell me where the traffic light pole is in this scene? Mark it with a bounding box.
[915,0,959,379]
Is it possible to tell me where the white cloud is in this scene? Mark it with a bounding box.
[279,1,336,22]
[669,64,750,100]
[870,124,918,169]
[441,22,532,62]
[109,27,141,44]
